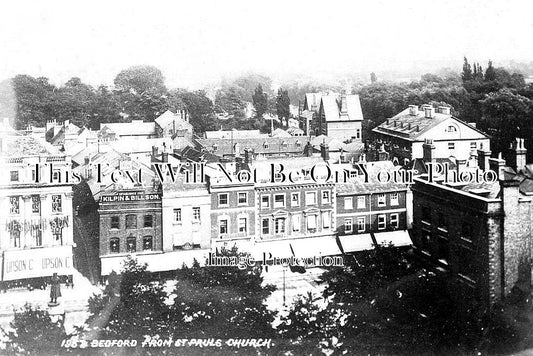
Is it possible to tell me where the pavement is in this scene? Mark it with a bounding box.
[0,270,102,333]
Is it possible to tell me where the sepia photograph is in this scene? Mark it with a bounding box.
[1,0,533,354]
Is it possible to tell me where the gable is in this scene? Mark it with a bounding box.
[417,117,489,141]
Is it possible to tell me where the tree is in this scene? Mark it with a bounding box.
[3,303,68,355]
[485,60,496,82]
[54,77,96,127]
[87,256,170,339]
[462,57,473,82]
[171,89,218,134]
[276,88,290,126]
[168,248,276,338]
[113,65,167,95]
[252,84,268,118]
[214,86,247,119]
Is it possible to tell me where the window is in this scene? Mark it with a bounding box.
[461,222,473,242]
[291,193,300,207]
[31,195,40,213]
[357,196,365,209]
[52,195,62,213]
[377,194,386,207]
[357,217,365,232]
[9,196,19,214]
[307,215,317,231]
[111,216,120,229]
[10,228,21,248]
[438,212,447,231]
[193,207,201,222]
[261,195,270,209]
[378,214,386,230]
[390,193,399,206]
[125,214,137,229]
[437,236,449,263]
[143,236,153,251]
[32,228,42,247]
[447,125,457,132]
[448,142,455,150]
[127,236,136,253]
[262,218,270,235]
[322,191,330,204]
[356,128,361,139]
[322,211,331,228]
[470,142,477,150]
[110,238,120,253]
[390,213,399,229]
[305,191,316,205]
[218,193,229,207]
[274,194,285,208]
[263,142,269,149]
[421,206,431,224]
[174,208,182,222]
[10,171,19,182]
[144,215,153,228]
[292,214,301,231]
[344,218,353,233]
[275,217,286,234]
[238,192,247,205]
[238,217,247,233]
[344,197,353,210]
[52,170,60,181]
[219,219,228,235]
[420,231,431,252]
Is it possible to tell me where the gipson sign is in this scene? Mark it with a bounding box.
[2,246,74,281]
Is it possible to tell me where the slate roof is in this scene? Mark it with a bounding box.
[197,136,310,156]
[320,94,363,122]
[335,161,409,195]
[100,120,156,137]
[204,130,266,139]
[1,134,60,157]
[372,106,488,141]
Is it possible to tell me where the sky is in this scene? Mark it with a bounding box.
[1,0,533,89]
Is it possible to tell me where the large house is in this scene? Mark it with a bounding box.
[372,105,490,164]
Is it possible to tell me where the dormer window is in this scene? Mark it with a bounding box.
[212,144,218,151]
[263,142,269,149]
[295,140,301,147]
[447,125,457,132]
[281,141,288,148]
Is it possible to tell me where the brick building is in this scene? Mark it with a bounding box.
[411,139,533,309]
[335,161,411,253]
[98,189,163,275]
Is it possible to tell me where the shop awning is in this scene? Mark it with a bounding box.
[374,230,412,247]
[338,234,374,253]
[251,240,294,260]
[290,236,342,257]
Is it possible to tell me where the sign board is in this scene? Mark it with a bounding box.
[2,245,74,281]
[100,190,161,203]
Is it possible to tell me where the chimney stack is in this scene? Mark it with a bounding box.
[477,147,492,171]
[509,138,527,172]
[422,139,436,163]
[304,141,313,157]
[340,90,348,115]
[408,105,418,116]
[320,140,330,161]
[424,106,435,119]
[378,144,389,161]
[438,106,451,115]
[489,153,506,180]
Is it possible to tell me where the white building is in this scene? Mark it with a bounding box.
[0,130,75,287]
[372,104,490,164]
